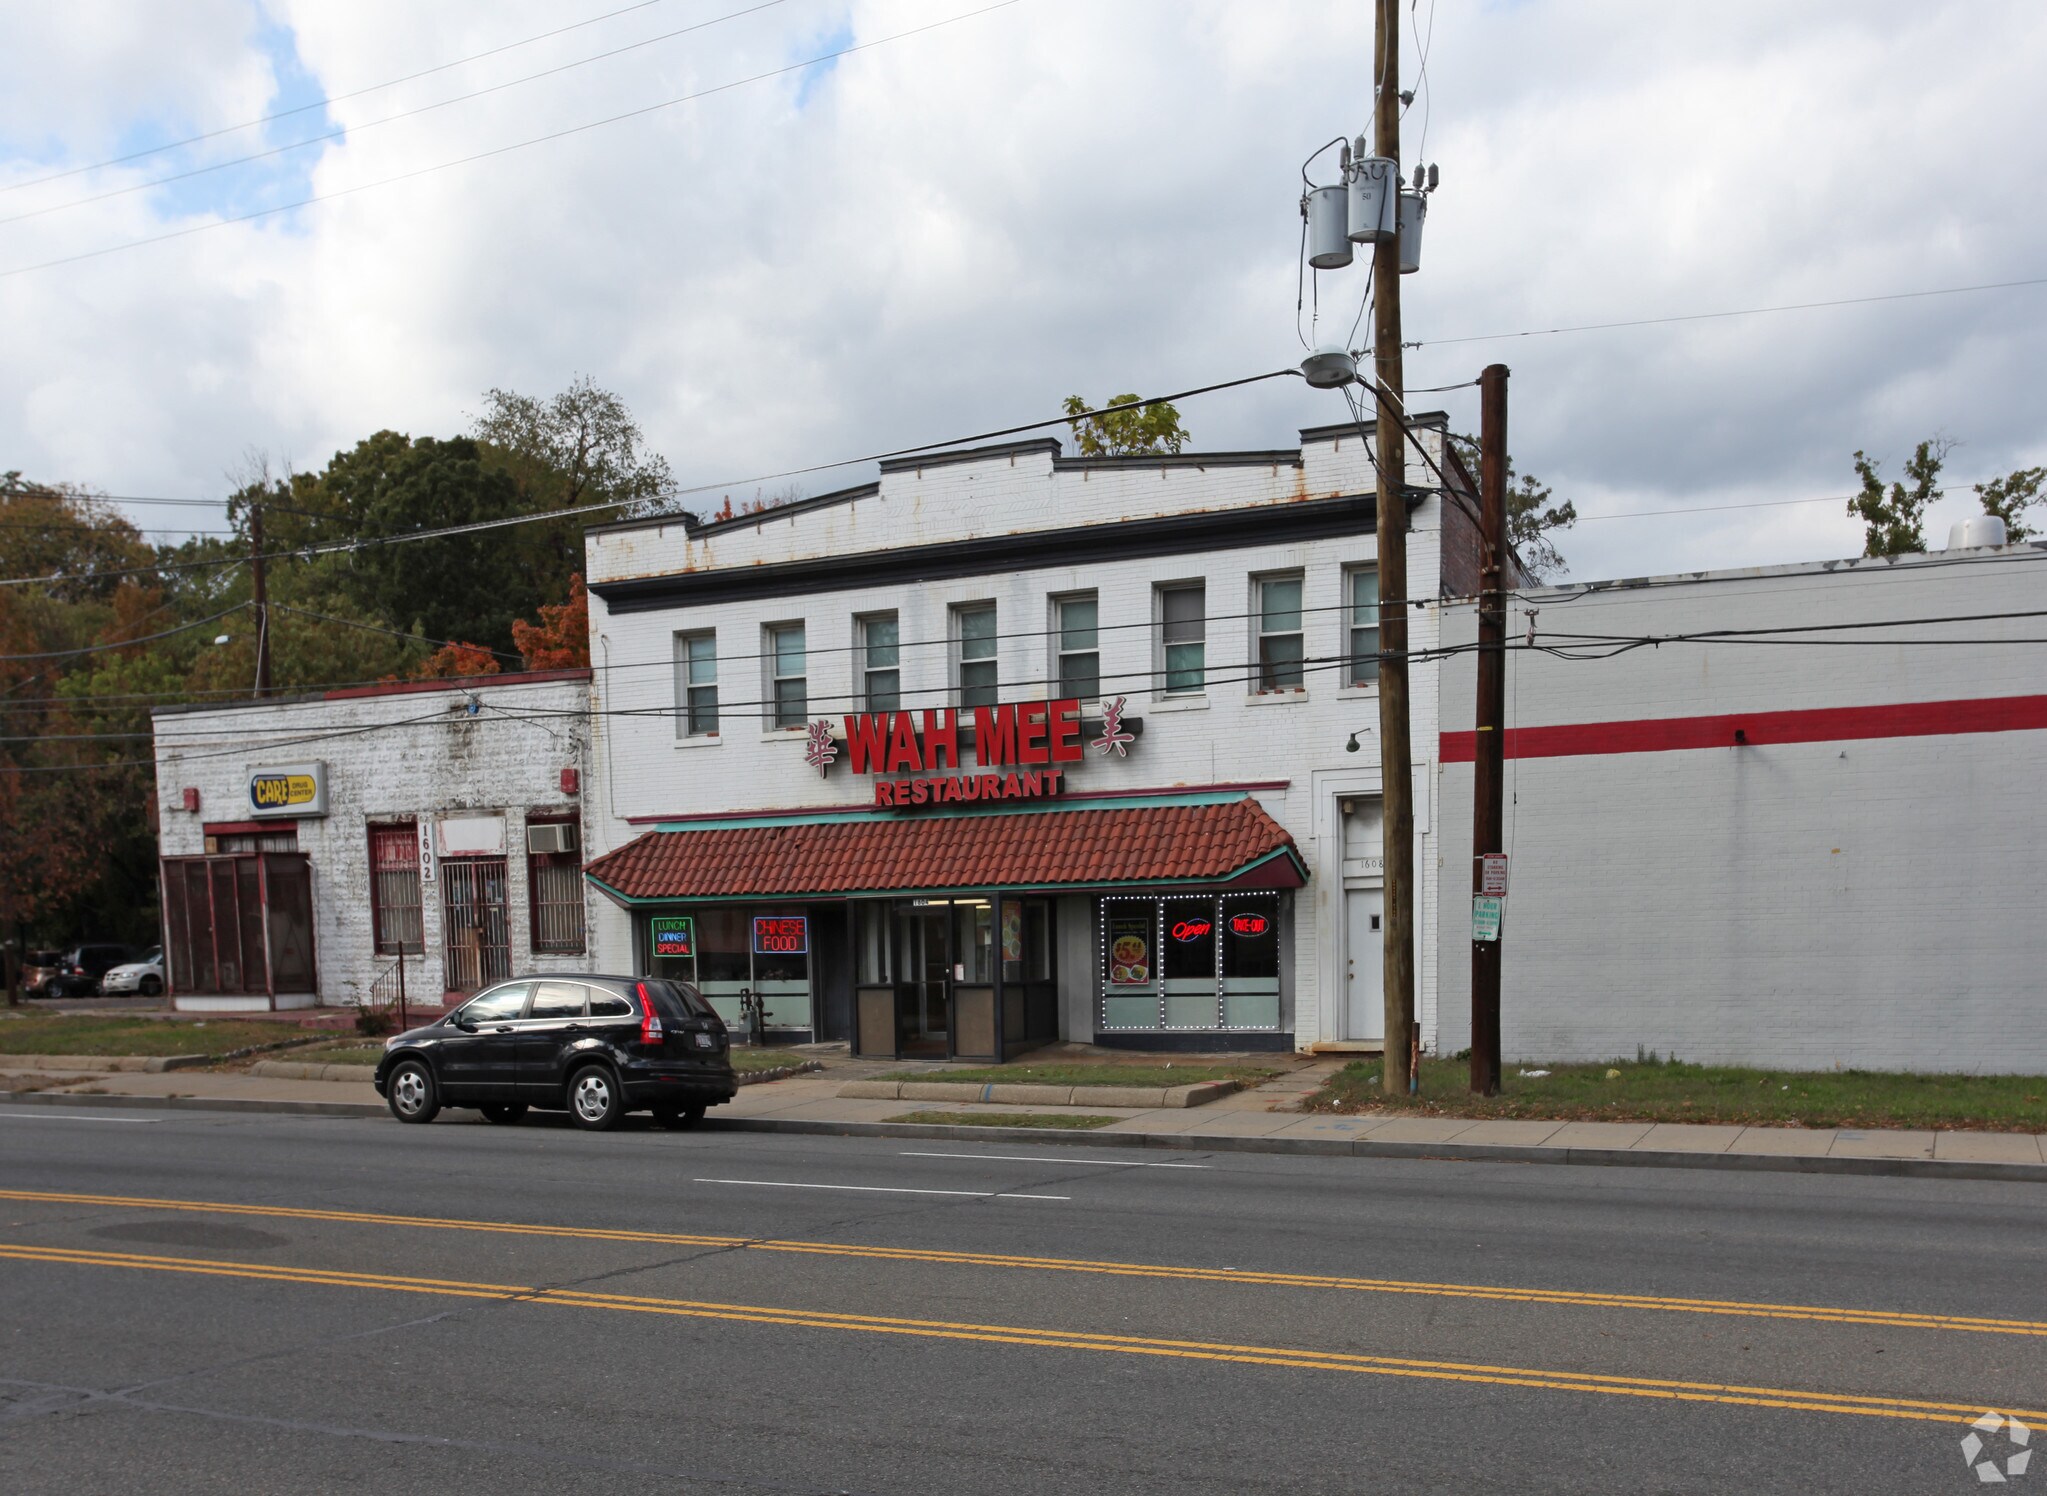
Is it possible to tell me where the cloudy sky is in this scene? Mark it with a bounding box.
[4,0,2044,581]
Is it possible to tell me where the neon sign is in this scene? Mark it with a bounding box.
[1171,919,1214,943]
[1229,914,1271,937]
[752,916,809,955]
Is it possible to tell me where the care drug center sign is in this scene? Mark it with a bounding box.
[805,697,1139,807]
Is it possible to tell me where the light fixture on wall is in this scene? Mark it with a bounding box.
[1345,728,1372,753]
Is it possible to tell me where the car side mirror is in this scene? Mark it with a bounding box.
[452,1018,477,1033]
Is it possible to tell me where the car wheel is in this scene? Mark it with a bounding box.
[479,1103,528,1126]
[139,975,163,997]
[566,1065,624,1131]
[652,1103,708,1129]
[386,1059,440,1125]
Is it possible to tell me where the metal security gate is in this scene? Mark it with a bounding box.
[440,857,510,994]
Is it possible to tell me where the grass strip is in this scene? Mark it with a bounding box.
[0,1016,310,1057]
[894,1064,1276,1089]
[1308,1058,2047,1133]
[886,1110,1119,1130]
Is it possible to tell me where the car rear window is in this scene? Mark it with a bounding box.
[641,979,710,1019]
[588,991,633,1018]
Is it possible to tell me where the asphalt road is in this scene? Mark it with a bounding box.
[2,1106,2043,1495]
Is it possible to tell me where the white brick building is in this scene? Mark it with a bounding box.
[581,424,1476,1057]
[151,672,595,1012]
[1432,542,2047,1073]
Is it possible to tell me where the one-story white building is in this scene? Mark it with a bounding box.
[1431,540,2047,1073]
[151,671,595,1012]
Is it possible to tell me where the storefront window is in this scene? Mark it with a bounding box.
[1098,894,1282,1031]
[649,907,814,1033]
[1099,898,1159,1029]
[954,899,994,984]
[1001,899,1052,983]
[856,901,892,984]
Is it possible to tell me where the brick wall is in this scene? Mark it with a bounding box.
[152,675,594,1008]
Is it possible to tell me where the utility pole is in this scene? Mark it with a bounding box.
[1371,0,1416,1095]
[1470,363,1510,1095]
[250,500,272,698]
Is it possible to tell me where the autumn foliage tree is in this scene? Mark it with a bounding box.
[511,573,590,671]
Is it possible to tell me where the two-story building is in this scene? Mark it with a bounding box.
[580,421,1479,1059]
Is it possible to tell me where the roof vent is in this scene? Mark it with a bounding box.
[1946,515,2009,550]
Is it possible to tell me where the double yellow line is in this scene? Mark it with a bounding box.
[1,1239,2037,1427]
[2,1186,2042,1339]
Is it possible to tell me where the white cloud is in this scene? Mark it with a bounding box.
[3,0,2045,576]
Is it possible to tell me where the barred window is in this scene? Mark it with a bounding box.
[527,821,586,955]
[367,823,423,955]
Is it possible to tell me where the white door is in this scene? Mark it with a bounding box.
[1343,888,1384,1042]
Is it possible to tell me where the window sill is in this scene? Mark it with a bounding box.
[759,727,810,741]
[673,734,723,750]
[1335,684,1380,700]
[1244,689,1310,706]
[1148,695,1210,713]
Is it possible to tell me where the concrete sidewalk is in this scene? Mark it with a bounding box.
[5,1060,2043,1182]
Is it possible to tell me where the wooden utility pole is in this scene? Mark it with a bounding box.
[1469,363,1510,1095]
[250,501,272,698]
[1372,0,1416,1094]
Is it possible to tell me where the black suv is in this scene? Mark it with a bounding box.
[42,944,136,998]
[373,974,735,1130]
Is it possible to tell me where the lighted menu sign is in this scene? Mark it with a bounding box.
[752,916,809,955]
[650,915,696,960]
[824,698,1136,808]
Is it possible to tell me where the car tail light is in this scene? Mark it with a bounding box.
[636,982,664,1045]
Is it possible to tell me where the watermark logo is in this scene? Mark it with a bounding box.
[1962,1411,2032,1484]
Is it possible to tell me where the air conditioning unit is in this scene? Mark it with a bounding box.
[526,822,579,856]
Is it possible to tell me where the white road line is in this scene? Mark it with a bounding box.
[898,1151,1208,1169]
[0,1112,158,1123]
[694,1178,1069,1201]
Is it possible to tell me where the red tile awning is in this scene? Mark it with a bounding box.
[584,798,1305,902]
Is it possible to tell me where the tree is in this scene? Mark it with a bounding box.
[1062,394,1189,457]
[1849,440,1950,557]
[406,641,503,680]
[471,376,679,517]
[1975,466,2046,543]
[1444,437,1579,581]
[512,573,591,671]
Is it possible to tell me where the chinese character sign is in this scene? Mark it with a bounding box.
[804,720,839,778]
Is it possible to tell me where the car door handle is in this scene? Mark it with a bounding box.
[493,1025,514,1032]
[563,1023,581,1032]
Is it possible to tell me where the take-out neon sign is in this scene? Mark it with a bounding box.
[808,697,1138,807]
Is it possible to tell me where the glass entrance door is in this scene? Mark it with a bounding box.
[893,904,951,1056]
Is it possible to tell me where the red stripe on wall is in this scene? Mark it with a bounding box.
[1439,695,2047,764]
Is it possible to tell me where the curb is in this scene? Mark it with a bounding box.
[0,1088,385,1120]
[838,1078,1238,1109]
[3,1086,2039,1182]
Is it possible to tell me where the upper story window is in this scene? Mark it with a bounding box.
[674,631,718,737]
[955,603,997,708]
[1054,593,1099,702]
[1158,583,1206,695]
[768,622,807,728]
[1255,574,1305,692]
[1346,568,1381,687]
[859,612,900,712]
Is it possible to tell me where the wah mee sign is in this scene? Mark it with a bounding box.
[805,697,1140,807]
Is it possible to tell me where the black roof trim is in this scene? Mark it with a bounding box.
[591,490,1421,614]
[689,481,879,538]
[876,437,1062,475]
[1052,450,1303,472]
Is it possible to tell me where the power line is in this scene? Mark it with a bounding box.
[0,603,247,662]
[0,0,795,229]
[0,0,688,196]
[1407,275,2047,349]
[0,0,1027,281]
[0,367,1303,588]
[1573,475,2015,523]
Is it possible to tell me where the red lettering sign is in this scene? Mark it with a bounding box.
[752,916,809,955]
[1229,914,1271,936]
[1171,919,1214,942]
[1016,702,1049,765]
[974,703,1017,766]
[845,713,890,773]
